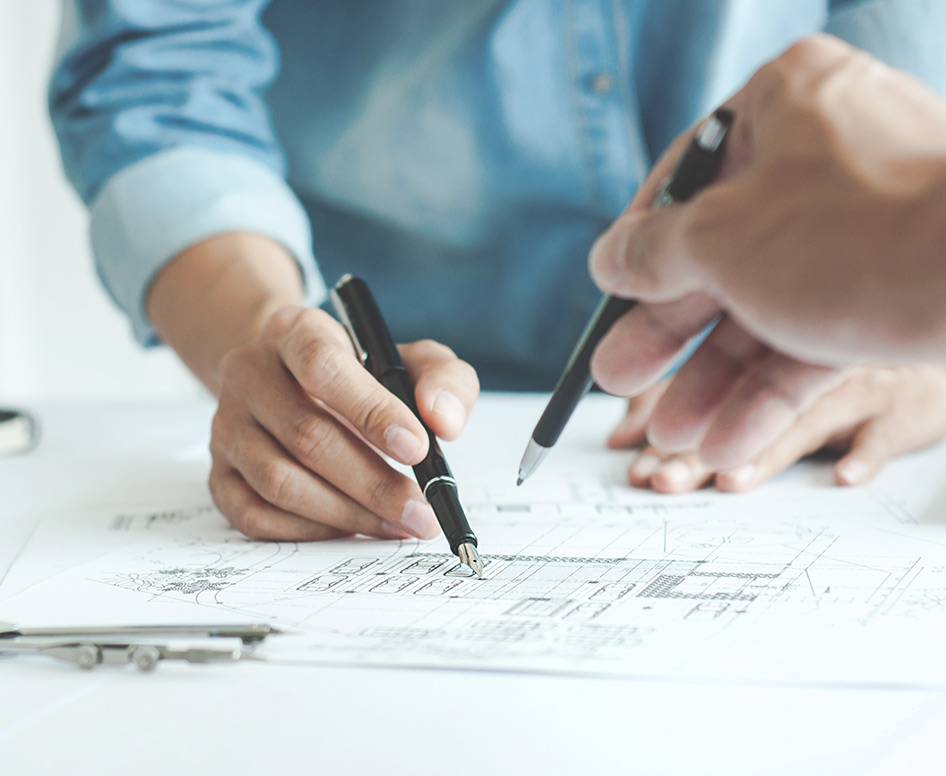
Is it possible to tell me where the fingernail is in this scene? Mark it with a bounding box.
[836,459,867,486]
[379,520,412,540]
[630,453,661,479]
[384,425,425,463]
[400,499,440,540]
[432,390,467,435]
[658,459,692,489]
[727,464,757,490]
[589,239,614,286]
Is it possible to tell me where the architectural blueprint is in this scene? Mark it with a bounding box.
[4,476,946,685]
[4,395,946,685]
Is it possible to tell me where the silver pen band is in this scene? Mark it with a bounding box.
[423,475,457,499]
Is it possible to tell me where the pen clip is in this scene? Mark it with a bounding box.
[330,274,367,365]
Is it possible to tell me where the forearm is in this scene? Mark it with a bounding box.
[52,2,324,354]
[145,232,306,394]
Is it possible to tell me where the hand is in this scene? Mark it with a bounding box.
[208,306,479,541]
[609,367,946,493]
[587,34,946,470]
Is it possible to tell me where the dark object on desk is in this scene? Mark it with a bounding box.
[331,274,485,579]
[517,108,734,485]
[0,408,39,456]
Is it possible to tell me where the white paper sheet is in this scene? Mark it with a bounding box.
[4,394,946,686]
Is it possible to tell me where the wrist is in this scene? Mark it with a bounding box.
[146,231,307,393]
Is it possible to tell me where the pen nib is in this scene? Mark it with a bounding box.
[458,543,485,579]
[516,477,523,487]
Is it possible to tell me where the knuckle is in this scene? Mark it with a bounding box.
[753,52,801,109]
[778,35,845,78]
[353,395,394,440]
[296,337,346,393]
[209,402,243,458]
[761,36,852,109]
[264,306,303,338]
[208,436,225,463]
[257,459,296,507]
[455,359,480,392]
[292,414,335,461]
[206,465,280,541]
[294,307,337,343]
[211,480,266,540]
[414,339,456,360]
[782,36,827,67]
[210,411,228,449]
[231,504,271,541]
[207,466,226,505]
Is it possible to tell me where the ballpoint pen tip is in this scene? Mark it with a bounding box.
[516,477,523,487]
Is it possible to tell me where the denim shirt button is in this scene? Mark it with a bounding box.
[590,73,612,94]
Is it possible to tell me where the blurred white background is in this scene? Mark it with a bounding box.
[0,3,202,403]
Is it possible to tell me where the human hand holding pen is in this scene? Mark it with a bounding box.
[332,275,484,576]
[210,310,479,541]
[588,34,946,471]
[147,232,479,542]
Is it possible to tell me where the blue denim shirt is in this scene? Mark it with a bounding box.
[52,0,946,389]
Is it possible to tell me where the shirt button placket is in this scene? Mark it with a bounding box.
[568,0,636,216]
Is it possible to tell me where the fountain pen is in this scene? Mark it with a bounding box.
[518,108,734,485]
[331,274,484,578]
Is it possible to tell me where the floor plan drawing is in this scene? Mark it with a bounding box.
[5,389,946,688]
[1,482,941,684]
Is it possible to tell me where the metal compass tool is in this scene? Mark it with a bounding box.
[0,622,281,672]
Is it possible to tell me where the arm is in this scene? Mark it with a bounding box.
[54,3,480,540]
[51,0,323,344]
[145,232,304,394]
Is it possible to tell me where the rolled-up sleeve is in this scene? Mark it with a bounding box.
[51,0,325,345]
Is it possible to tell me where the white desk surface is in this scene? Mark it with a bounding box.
[2,398,945,776]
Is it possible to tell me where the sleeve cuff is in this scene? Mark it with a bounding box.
[89,147,326,346]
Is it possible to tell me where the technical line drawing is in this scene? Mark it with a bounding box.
[109,504,215,532]
[14,476,946,682]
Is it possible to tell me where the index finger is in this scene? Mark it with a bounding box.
[590,292,721,396]
[270,308,431,465]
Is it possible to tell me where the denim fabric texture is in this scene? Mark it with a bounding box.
[51,0,946,389]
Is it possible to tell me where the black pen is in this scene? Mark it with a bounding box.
[517,108,734,485]
[331,275,485,578]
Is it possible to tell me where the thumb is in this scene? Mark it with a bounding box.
[589,204,699,301]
